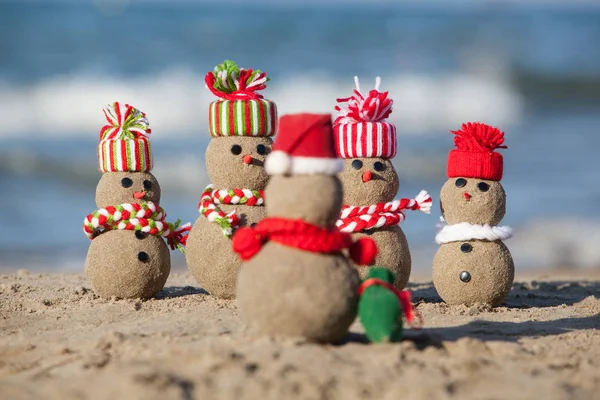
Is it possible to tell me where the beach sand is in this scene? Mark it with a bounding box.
[1,270,599,400]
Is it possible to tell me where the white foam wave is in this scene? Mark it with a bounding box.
[0,68,523,138]
[509,218,600,269]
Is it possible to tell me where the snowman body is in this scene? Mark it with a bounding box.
[234,114,375,343]
[186,136,272,298]
[432,123,514,306]
[236,173,360,343]
[185,61,277,299]
[83,103,191,300]
[332,77,431,290]
[337,158,412,288]
[86,230,170,299]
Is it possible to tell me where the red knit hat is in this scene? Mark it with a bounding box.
[447,122,507,181]
[333,77,397,159]
[265,113,343,175]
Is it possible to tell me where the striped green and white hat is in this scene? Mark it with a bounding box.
[205,60,277,138]
[97,102,153,172]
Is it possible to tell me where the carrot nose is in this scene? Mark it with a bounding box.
[243,155,253,165]
[134,191,145,199]
[463,192,471,201]
[362,170,372,183]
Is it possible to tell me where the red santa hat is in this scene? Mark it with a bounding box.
[447,122,507,181]
[265,113,343,175]
[333,76,397,159]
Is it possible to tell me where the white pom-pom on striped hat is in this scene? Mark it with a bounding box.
[333,76,397,159]
[98,102,153,173]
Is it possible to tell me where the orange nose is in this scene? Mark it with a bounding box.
[463,192,471,201]
[134,191,145,199]
[243,155,253,165]
[362,170,372,183]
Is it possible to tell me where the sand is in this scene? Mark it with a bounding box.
[1,269,599,400]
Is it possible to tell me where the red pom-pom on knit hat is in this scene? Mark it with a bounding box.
[447,122,507,181]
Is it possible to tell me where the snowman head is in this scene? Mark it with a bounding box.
[96,171,161,208]
[205,136,272,190]
[441,122,507,225]
[338,157,399,206]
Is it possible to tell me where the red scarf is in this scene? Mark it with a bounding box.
[232,217,377,265]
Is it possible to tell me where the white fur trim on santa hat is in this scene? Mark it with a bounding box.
[436,221,513,244]
[265,150,343,175]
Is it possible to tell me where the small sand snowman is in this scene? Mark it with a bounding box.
[433,122,514,306]
[233,114,377,343]
[83,102,190,299]
[334,77,432,289]
[185,61,276,299]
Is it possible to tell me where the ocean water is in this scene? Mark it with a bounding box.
[1,0,599,271]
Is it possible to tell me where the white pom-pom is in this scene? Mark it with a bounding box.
[264,150,291,175]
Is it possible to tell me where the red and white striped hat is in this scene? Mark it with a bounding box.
[205,61,277,138]
[98,102,153,172]
[333,76,397,159]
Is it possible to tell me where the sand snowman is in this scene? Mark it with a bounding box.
[185,61,276,298]
[433,122,514,306]
[83,102,190,299]
[233,114,377,343]
[334,77,432,289]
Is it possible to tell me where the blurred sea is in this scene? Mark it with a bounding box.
[0,0,599,272]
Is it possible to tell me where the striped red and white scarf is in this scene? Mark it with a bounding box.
[336,190,432,233]
[198,185,265,238]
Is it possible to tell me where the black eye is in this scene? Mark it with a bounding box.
[459,271,471,282]
[256,144,268,155]
[351,160,363,170]
[138,252,149,262]
[121,177,133,188]
[460,243,472,253]
[143,180,152,190]
[477,182,490,192]
[135,231,147,240]
[373,162,385,172]
[363,229,373,236]
[231,145,242,155]
[455,178,467,188]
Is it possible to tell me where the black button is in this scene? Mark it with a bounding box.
[460,243,472,253]
[231,145,242,155]
[135,231,147,240]
[373,161,385,172]
[460,271,471,282]
[455,178,467,188]
[477,182,490,192]
[138,252,149,262]
[256,144,267,155]
[143,180,152,190]
[250,223,257,227]
[121,177,133,188]
[351,160,363,169]
[363,229,373,236]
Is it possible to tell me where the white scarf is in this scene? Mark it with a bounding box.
[435,218,513,244]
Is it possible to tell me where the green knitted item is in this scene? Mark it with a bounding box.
[211,60,270,94]
[358,267,404,343]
